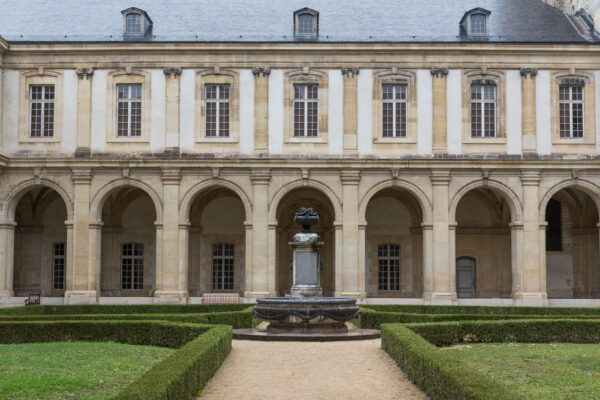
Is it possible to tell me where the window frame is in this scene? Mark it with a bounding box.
[469,13,488,36]
[293,84,319,137]
[125,13,143,34]
[470,83,497,138]
[377,243,401,292]
[116,83,143,137]
[294,8,319,39]
[52,242,66,291]
[212,243,235,291]
[29,85,56,138]
[195,69,239,144]
[381,84,408,138]
[19,70,63,144]
[121,242,144,291]
[559,84,584,139]
[204,84,231,138]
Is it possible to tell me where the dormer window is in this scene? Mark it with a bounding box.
[294,8,319,39]
[460,8,491,38]
[121,7,152,39]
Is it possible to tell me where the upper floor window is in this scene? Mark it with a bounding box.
[212,243,234,291]
[470,83,496,138]
[121,243,144,290]
[382,84,407,138]
[125,13,142,34]
[293,84,319,137]
[378,244,400,291]
[29,85,55,137]
[205,84,230,137]
[117,84,142,137]
[121,7,152,39]
[559,85,584,138]
[294,8,319,39]
[461,8,491,38]
[470,14,487,35]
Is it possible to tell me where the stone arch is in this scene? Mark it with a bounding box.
[359,179,432,224]
[4,178,73,222]
[180,179,252,224]
[539,179,600,221]
[268,179,342,223]
[90,178,163,223]
[449,179,522,224]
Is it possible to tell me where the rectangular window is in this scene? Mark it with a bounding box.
[205,84,230,137]
[116,84,142,137]
[470,84,496,138]
[559,85,584,138]
[29,85,55,138]
[52,243,66,290]
[382,84,407,137]
[126,14,142,33]
[378,244,400,291]
[293,84,319,137]
[121,243,144,290]
[212,243,234,291]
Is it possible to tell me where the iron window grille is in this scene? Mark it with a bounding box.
[212,243,234,291]
[470,84,496,138]
[121,243,144,290]
[205,84,230,137]
[52,243,66,290]
[559,85,584,138]
[378,244,400,291]
[29,85,55,137]
[382,84,407,137]
[293,84,319,137]
[116,84,142,137]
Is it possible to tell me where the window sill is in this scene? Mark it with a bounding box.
[552,137,595,145]
[285,137,327,144]
[107,136,150,143]
[373,137,417,144]
[463,137,507,144]
[196,136,239,144]
[20,137,61,143]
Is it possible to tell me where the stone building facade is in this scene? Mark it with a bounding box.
[0,0,599,306]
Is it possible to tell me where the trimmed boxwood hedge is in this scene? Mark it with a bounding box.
[362,304,600,315]
[381,319,600,400]
[0,303,250,315]
[0,320,232,400]
[0,309,256,329]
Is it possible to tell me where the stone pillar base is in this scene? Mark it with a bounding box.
[0,290,14,304]
[423,292,456,304]
[153,290,188,304]
[514,292,548,306]
[64,290,97,304]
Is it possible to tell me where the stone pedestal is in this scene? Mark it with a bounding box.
[290,231,323,299]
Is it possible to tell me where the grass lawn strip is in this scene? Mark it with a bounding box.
[0,342,173,400]
[440,343,600,400]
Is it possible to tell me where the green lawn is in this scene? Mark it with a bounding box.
[441,343,600,400]
[0,342,174,400]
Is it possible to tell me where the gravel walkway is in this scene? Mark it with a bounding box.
[199,338,428,400]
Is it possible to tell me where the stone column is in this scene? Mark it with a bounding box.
[252,67,270,152]
[0,222,16,301]
[521,68,538,155]
[431,67,449,154]
[154,168,186,303]
[75,68,94,157]
[342,67,359,154]
[448,222,457,295]
[178,222,190,301]
[163,67,182,153]
[358,221,367,299]
[340,170,364,298]
[248,169,272,298]
[517,170,546,304]
[243,221,253,299]
[65,169,96,304]
[333,221,343,297]
[510,222,525,299]
[428,171,453,303]
[88,222,103,295]
[421,223,434,298]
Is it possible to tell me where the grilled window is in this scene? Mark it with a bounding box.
[545,199,563,252]
[382,84,407,137]
[52,243,66,290]
[121,243,144,290]
[212,243,234,291]
[559,85,584,138]
[205,84,230,137]
[471,84,496,138]
[125,13,142,33]
[293,84,319,137]
[117,84,142,137]
[470,14,487,35]
[378,244,400,291]
[29,85,55,137]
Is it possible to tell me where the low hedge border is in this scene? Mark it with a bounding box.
[0,303,250,315]
[381,319,600,400]
[0,309,256,329]
[362,304,600,315]
[0,320,232,400]
[358,307,600,329]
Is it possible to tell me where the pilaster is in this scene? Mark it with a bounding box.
[75,67,94,157]
[521,68,538,155]
[252,67,270,152]
[431,67,448,153]
[342,67,359,154]
[248,169,273,297]
[340,169,364,298]
[163,67,182,152]
[0,221,16,301]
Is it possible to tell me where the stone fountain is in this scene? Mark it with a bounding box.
[233,208,379,341]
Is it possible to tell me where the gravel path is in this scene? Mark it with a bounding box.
[199,338,428,400]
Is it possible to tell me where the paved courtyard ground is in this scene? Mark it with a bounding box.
[199,337,427,400]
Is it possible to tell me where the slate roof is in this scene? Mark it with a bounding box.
[0,0,595,44]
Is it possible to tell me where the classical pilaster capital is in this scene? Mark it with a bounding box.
[163,67,182,78]
[75,67,94,80]
[161,168,181,184]
[250,169,271,185]
[520,170,541,186]
[341,67,360,79]
[71,168,93,184]
[520,68,538,79]
[340,170,361,185]
[430,67,449,78]
[252,66,271,78]
[430,171,451,185]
